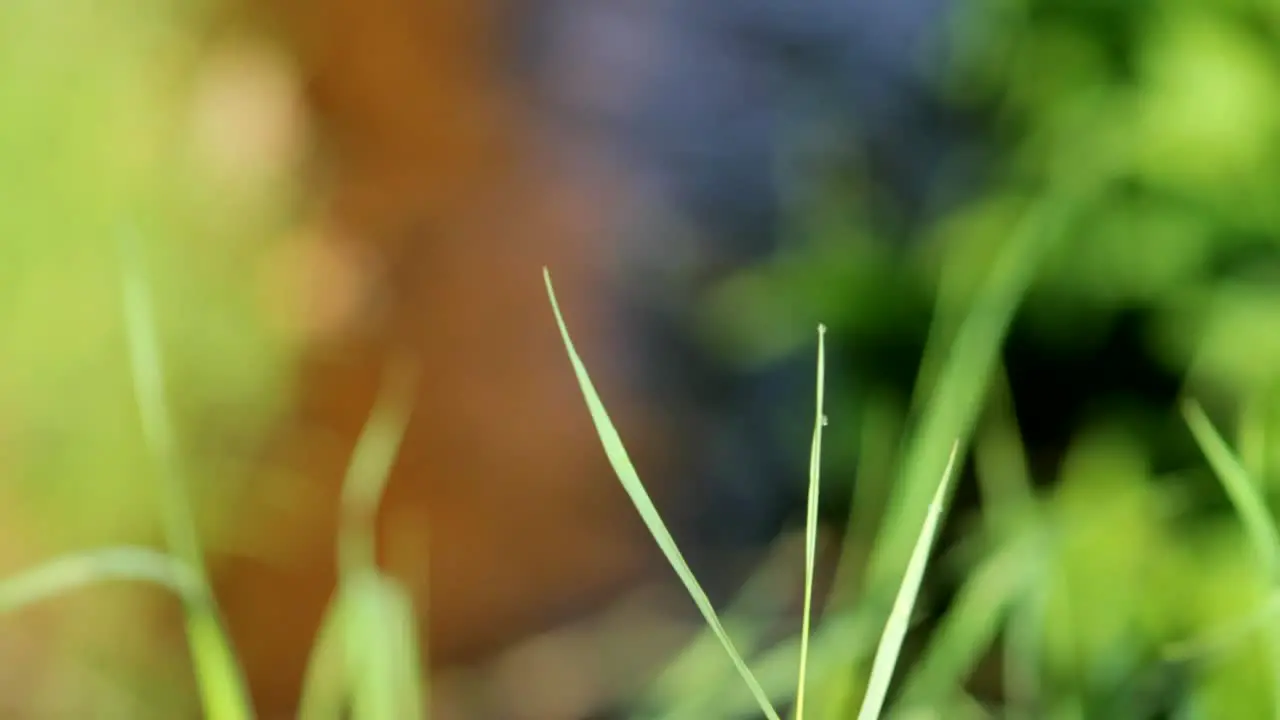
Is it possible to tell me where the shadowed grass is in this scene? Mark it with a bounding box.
[889,363,1045,712]
[867,191,1080,598]
[119,232,254,720]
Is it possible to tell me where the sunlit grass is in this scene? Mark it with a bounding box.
[120,232,254,720]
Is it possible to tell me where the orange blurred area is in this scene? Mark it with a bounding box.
[0,0,749,717]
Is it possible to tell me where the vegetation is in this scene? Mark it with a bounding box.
[5,0,1280,717]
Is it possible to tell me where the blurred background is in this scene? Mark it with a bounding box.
[4,0,1280,718]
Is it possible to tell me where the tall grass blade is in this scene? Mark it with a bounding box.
[857,442,960,720]
[1183,398,1280,719]
[794,323,827,720]
[544,268,780,720]
[119,231,253,720]
[867,193,1079,594]
[1184,400,1280,571]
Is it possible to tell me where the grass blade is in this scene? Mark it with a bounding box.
[299,359,423,720]
[795,323,827,720]
[0,546,201,614]
[1183,398,1280,719]
[544,268,780,720]
[1183,399,1280,572]
[867,193,1078,595]
[857,441,961,720]
[341,361,423,720]
[119,231,253,720]
[897,530,1039,708]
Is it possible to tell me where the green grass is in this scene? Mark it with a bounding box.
[545,268,963,720]
[545,267,784,720]
[299,356,424,720]
[0,244,1275,720]
[2,188,1277,720]
[120,232,254,720]
[0,239,427,720]
[1184,399,1280,719]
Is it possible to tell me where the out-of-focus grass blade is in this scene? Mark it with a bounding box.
[829,392,903,607]
[1183,400,1280,572]
[1183,398,1280,719]
[867,193,1079,596]
[119,232,253,720]
[0,546,200,614]
[544,268,781,720]
[1004,581,1048,714]
[795,323,827,720]
[896,529,1040,709]
[346,571,426,720]
[648,539,808,719]
[299,358,423,720]
[974,364,1037,540]
[298,592,350,720]
[337,359,417,576]
[856,441,960,720]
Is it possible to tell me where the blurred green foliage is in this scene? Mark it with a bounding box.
[0,0,300,550]
[706,0,1280,716]
[0,0,302,711]
[8,0,1280,717]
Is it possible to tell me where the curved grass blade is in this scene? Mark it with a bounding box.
[544,268,780,720]
[0,546,200,614]
[299,359,423,720]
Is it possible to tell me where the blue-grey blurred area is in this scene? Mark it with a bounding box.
[521,0,973,266]
[516,0,980,592]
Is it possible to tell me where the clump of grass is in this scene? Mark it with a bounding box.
[545,268,960,720]
[544,267,782,720]
[0,241,424,720]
